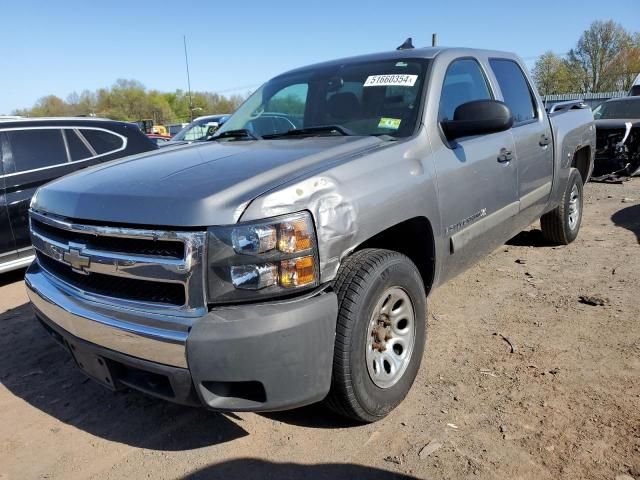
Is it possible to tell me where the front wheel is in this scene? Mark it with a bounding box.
[325,249,427,423]
[541,168,584,245]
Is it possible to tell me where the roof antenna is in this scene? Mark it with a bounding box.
[396,37,414,50]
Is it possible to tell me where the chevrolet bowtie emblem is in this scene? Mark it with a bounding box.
[63,248,91,274]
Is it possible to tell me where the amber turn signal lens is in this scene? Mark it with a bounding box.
[280,255,316,288]
[278,218,313,253]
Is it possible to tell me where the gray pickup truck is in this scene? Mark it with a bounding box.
[25,46,595,423]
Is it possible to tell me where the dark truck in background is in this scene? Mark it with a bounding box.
[25,47,595,422]
[0,118,157,273]
[592,96,640,177]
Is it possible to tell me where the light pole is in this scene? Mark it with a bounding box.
[190,107,203,121]
[183,35,194,122]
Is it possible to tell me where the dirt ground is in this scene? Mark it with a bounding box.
[0,179,638,480]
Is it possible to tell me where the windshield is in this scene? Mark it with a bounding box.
[173,116,227,141]
[593,99,640,120]
[216,59,429,139]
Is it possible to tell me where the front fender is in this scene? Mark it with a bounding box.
[240,133,443,284]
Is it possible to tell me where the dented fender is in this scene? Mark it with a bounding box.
[241,175,357,282]
[239,131,443,284]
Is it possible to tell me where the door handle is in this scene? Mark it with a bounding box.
[497,148,513,163]
[539,134,550,147]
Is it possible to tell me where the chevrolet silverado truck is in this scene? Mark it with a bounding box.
[25,47,595,423]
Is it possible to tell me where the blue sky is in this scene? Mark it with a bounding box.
[3,0,640,114]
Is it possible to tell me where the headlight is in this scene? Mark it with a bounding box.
[207,211,319,303]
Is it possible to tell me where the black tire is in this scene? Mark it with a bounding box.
[325,248,427,423]
[541,168,584,245]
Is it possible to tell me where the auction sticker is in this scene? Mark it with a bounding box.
[378,118,401,130]
[364,74,417,87]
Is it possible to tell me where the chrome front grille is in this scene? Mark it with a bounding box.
[29,209,207,316]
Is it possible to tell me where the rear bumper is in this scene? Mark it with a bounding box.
[26,262,338,411]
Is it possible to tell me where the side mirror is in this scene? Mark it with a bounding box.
[441,99,513,141]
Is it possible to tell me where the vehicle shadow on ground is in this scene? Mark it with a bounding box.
[183,459,419,479]
[0,303,247,450]
[260,404,360,429]
[0,302,355,450]
[0,268,27,288]
[612,204,640,244]
[506,228,555,247]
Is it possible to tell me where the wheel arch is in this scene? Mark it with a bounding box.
[572,145,591,184]
[348,216,436,295]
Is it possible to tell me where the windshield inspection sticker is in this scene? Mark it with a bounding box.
[364,74,418,87]
[378,118,402,130]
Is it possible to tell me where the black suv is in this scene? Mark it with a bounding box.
[0,118,157,273]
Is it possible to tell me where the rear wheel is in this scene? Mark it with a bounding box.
[541,168,583,245]
[325,248,427,423]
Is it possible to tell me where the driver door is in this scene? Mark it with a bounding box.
[431,58,519,281]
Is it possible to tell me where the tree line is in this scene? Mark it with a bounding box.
[12,19,640,119]
[13,79,247,124]
[533,20,640,95]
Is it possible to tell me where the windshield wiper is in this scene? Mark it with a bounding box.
[211,129,262,141]
[262,125,355,139]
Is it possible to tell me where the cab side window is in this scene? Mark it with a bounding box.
[439,59,492,121]
[80,129,124,155]
[65,129,93,161]
[489,59,537,124]
[0,133,11,174]
[5,129,68,173]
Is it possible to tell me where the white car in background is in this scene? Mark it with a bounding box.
[169,114,229,144]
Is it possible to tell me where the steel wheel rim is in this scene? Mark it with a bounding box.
[568,184,580,230]
[365,287,416,389]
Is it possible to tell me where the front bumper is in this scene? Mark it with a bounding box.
[593,154,627,176]
[26,262,338,411]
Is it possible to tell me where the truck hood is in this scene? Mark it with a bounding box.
[32,136,384,226]
[594,119,640,129]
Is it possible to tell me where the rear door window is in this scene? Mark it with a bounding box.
[80,129,124,155]
[64,129,94,161]
[5,129,69,173]
[489,59,537,124]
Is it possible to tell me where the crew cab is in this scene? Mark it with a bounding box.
[25,47,595,422]
[0,118,157,273]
